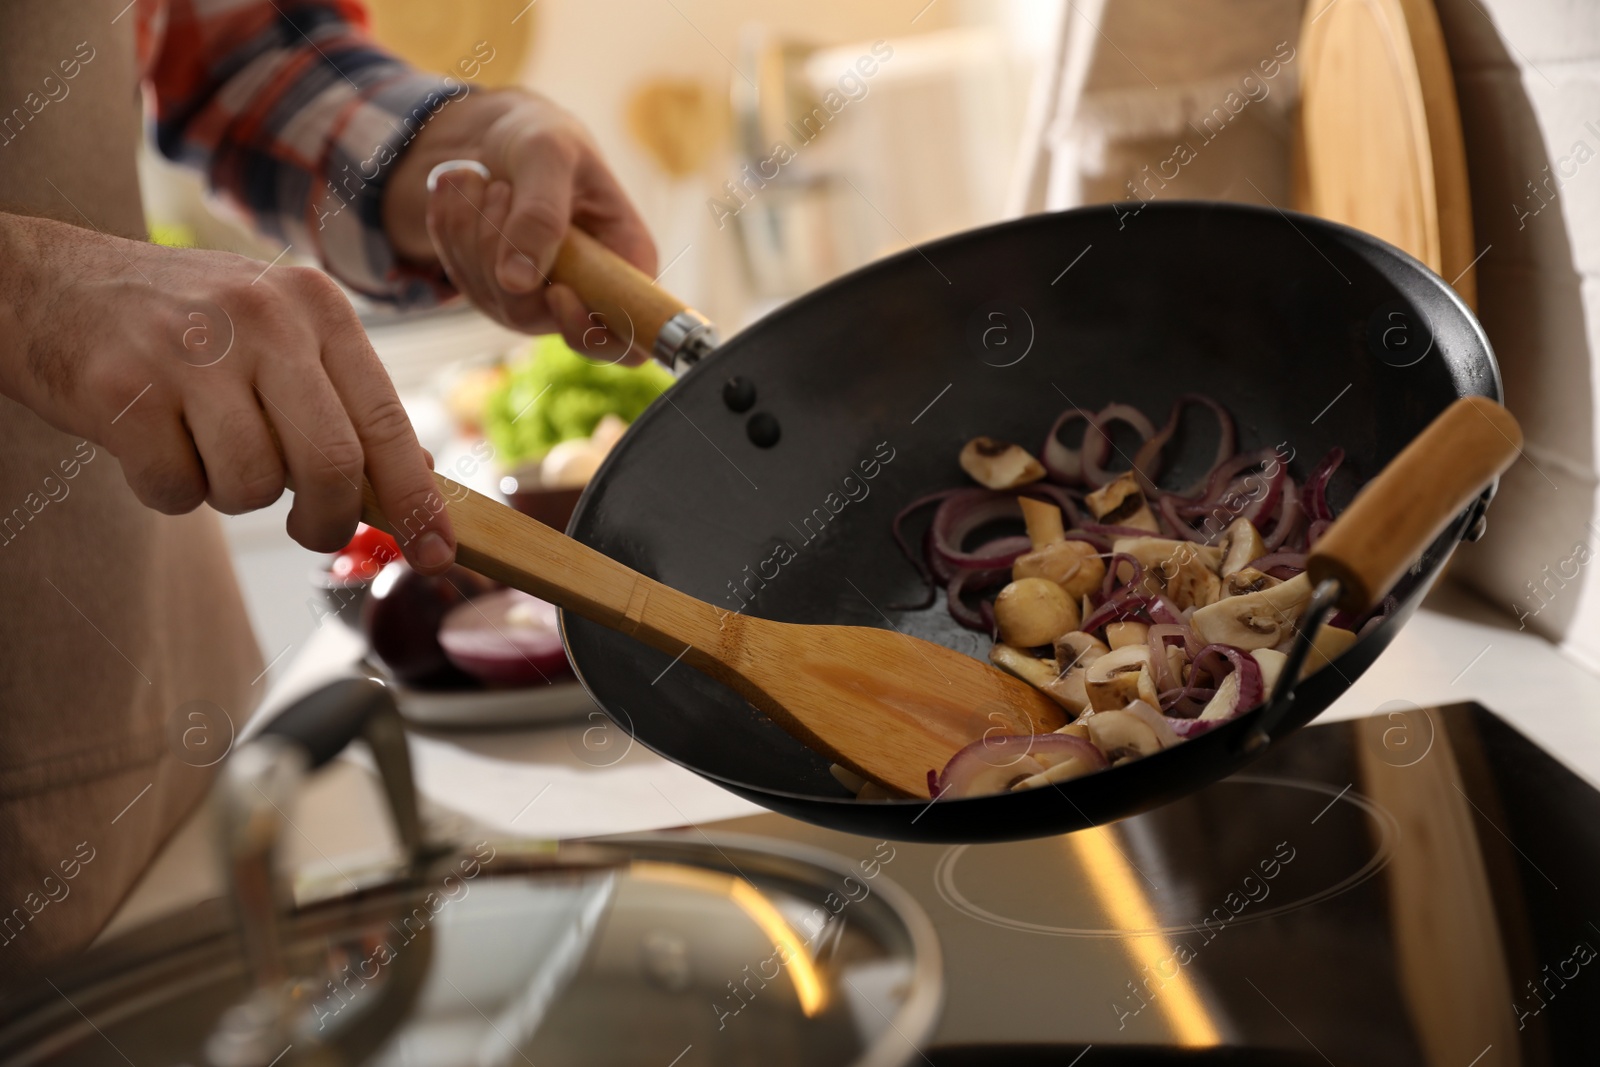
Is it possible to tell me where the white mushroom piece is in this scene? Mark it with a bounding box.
[1223,567,1281,598]
[994,577,1080,648]
[1012,497,1106,599]
[1045,632,1112,715]
[1111,536,1222,610]
[1084,644,1161,712]
[1083,701,1177,762]
[990,644,1087,714]
[1299,623,1359,678]
[1084,471,1160,533]
[1217,517,1266,577]
[1190,573,1313,651]
[1251,648,1288,695]
[960,437,1046,490]
[1055,631,1111,672]
[1104,620,1149,650]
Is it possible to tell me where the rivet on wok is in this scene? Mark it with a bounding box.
[747,412,781,448]
[723,377,757,412]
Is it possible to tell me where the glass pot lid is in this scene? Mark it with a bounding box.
[0,682,940,1067]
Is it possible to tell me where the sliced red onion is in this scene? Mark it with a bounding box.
[890,488,962,608]
[1235,464,1286,529]
[1157,492,1207,543]
[1146,623,1196,689]
[1041,409,1094,484]
[945,568,1010,632]
[1080,592,1156,632]
[1247,551,1307,579]
[932,732,1109,799]
[1132,394,1237,497]
[1167,717,1222,739]
[1188,644,1265,721]
[1188,447,1280,511]
[1301,447,1345,523]
[930,490,1033,573]
[1262,476,1303,553]
[1100,552,1145,599]
[438,590,570,687]
[1083,403,1159,488]
[1080,589,1183,632]
[1160,688,1217,717]
[1306,517,1331,548]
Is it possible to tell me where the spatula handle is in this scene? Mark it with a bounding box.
[552,230,719,371]
[362,474,728,657]
[1308,396,1522,613]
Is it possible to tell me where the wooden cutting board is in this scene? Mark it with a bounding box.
[1293,0,1477,307]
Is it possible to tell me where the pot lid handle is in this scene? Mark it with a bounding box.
[208,678,437,1067]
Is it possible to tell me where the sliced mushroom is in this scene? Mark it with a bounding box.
[995,578,1080,647]
[1084,644,1160,712]
[1054,631,1111,672]
[1017,496,1066,547]
[1084,708,1163,760]
[1224,567,1281,598]
[1190,573,1313,651]
[1015,754,1100,790]
[1299,624,1359,679]
[1165,644,1188,692]
[989,643,1060,689]
[1105,620,1150,650]
[1166,553,1222,610]
[1111,537,1222,578]
[990,644,1090,715]
[1013,539,1106,600]
[1198,671,1241,721]
[1121,699,1180,747]
[959,437,1046,490]
[1054,721,1092,741]
[1252,648,1288,694]
[1084,471,1159,533]
[1218,517,1266,577]
[1110,536,1222,607]
[1044,667,1092,715]
[829,763,867,794]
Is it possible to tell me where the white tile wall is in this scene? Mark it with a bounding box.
[1436,0,1600,669]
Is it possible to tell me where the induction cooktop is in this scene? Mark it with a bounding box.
[718,703,1600,1066]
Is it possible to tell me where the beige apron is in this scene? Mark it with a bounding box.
[0,0,263,975]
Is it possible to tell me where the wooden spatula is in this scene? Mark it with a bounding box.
[361,477,1067,796]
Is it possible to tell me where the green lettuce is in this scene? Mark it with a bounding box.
[484,335,673,467]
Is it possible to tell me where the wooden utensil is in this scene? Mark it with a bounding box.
[361,479,1067,797]
[1294,0,1476,306]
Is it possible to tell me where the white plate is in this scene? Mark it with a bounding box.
[391,674,599,728]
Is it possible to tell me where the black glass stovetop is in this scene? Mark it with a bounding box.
[723,703,1600,1065]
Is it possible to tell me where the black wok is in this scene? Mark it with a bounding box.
[558,200,1504,843]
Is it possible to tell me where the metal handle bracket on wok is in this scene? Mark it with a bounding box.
[1246,396,1523,752]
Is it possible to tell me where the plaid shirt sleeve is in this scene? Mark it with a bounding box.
[144,0,459,308]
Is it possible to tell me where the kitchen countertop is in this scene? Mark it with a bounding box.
[103,578,1600,957]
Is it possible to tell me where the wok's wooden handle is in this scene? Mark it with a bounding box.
[551,229,692,362]
[362,474,728,657]
[1308,396,1522,613]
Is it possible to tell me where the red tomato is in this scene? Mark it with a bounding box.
[346,524,401,566]
[326,524,403,585]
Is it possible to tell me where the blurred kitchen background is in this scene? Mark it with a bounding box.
[137,0,1600,689]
